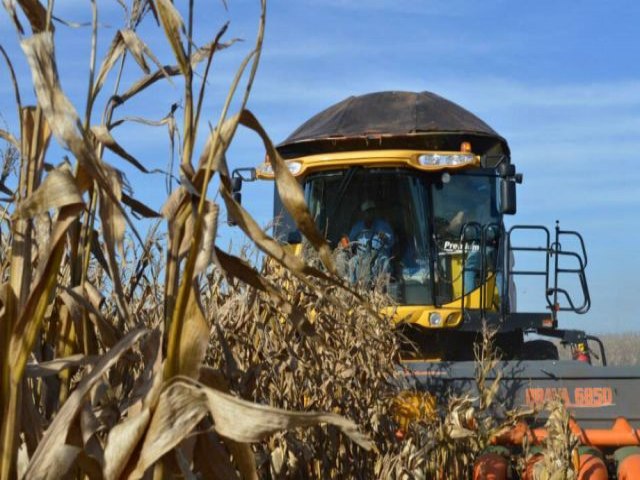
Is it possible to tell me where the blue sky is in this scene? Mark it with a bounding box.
[1,1,639,333]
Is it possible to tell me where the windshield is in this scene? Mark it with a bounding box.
[432,173,501,304]
[302,168,501,305]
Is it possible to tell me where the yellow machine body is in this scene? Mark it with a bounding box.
[259,148,500,333]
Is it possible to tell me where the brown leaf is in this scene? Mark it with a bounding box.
[193,432,241,480]
[0,128,19,149]
[120,29,165,75]
[201,381,373,450]
[219,182,333,287]
[25,329,148,479]
[129,382,209,479]
[91,125,150,173]
[20,34,79,147]
[15,162,83,219]
[154,0,188,74]
[103,409,151,480]
[113,35,238,106]
[193,202,218,276]
[122,192,161,218]
[16,0,49,33]
[21,32,133,252]
[93,30,126,99]
[9,204,83,385]
[25,354,95,378]
[198,367,257,480]
[60,285,120,349]
[238,110,336,274]
[213,247,296,318]
[177,286,209,379]
[132,378,371,478]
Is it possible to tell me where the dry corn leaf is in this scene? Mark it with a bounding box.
[213,246,294,315]
[25,354,95,378]
[199,367,258,480]
[177,285,209,378]
[21,32,132,240]
[219,185,328,284]
[16,0,49,33]
[154,0,188,74]
[3,0,25,34]
[103,409,151,480]
[93,30,126,98]
[0,44,23,117]
[190,36,239,67]
[20,34,80,147]
[15,163,83,219]
[193,201,218,276]
[126,329,163,416]
[199,381,373,450]
[129,381,209,479]
[114,35,237,107]
[193,432,242,480]
[238,110,335,274]
[25,329,148,479]
[132,378,371,478]
[120,29,165,75]
[77,283,120,348]
[98,168,126,253]
[8,204,83,382]
[32,445,82,480]
[92,125,150,174]
[0,129,19,149]
[122,192,161,218]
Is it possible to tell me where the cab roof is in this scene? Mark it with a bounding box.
[277,91,510,162]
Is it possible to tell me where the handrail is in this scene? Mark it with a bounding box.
[505,223,590,316]
[507,225,553,314]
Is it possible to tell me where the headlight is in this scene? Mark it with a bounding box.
[256,161,302,177]
[256,162,274,177]
[429,312,442,326]
[418,153,475,167]
[287,161,302,175]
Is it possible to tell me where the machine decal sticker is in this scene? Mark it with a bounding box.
[525,387,614,408]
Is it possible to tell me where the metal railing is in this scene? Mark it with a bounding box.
[456,221,591,319]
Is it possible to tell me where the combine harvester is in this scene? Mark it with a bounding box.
[232,92,640,478]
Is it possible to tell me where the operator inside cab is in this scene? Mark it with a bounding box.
[340,200,394,285]
[301,167,507,306]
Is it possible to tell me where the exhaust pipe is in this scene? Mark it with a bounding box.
[615,446,640,480]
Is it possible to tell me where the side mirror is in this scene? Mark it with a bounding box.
[286,230,302,245]
[228,167,257,226]
[498,163,521,215]
[227,192,242,226]
[231,176,242,193]
[500,179,517,214]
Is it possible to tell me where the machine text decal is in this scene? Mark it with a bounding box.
[525,387,614,408]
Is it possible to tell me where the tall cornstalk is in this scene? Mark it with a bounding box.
[0,2,374,478]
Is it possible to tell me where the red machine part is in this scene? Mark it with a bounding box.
[615,446,640,480]
[577,447,608,480]
[473,447,509,480]
[495,418,640,448]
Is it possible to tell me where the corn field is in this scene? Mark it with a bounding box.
[0,1,584,479]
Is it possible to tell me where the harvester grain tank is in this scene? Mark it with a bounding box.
[232,91,640,478]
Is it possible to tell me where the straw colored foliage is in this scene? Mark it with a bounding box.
[0,1,385,478]
[0,1,590,479]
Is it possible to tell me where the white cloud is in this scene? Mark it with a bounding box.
[298,0,504,16]
[445,78,640,110]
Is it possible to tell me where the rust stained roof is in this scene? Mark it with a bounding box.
[277,91,509,156]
